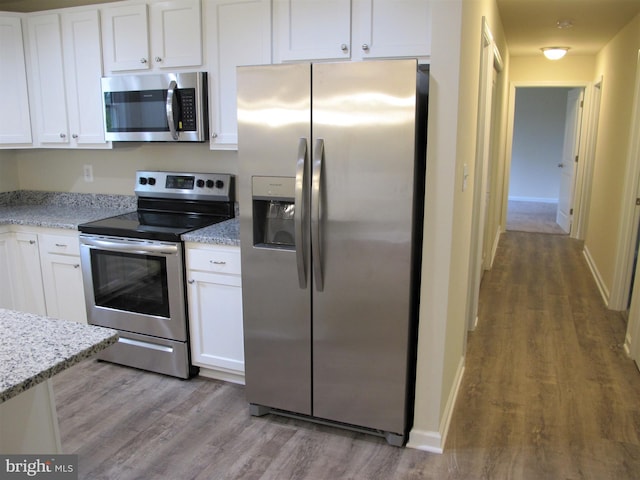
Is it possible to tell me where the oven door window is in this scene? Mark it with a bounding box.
[90,249,170,318]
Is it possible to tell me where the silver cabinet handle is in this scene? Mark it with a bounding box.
[166,80,179,141]
[72,133,78,139]
[212,133,218,139]
[210,260,226,265]
[341,43,348,52]
[29,240,36,245]
[73,264,80,269]
[188,279,195,284]
[295,137,308,289]
[558,163,564,168]
[155,56,162,62]
[140,58,147,64]
[59,133,66,138]
[311,138,324,292]
[55,243,68,248]
[362,44,370,51]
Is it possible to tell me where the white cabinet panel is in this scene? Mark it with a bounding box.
[0,232,15,309]
[150,0,202,69]
[353,0,431,60]
[102,0,201,73]
[274,0,351,62]
[13,232,46,316]
[204,0,271,149]
[0,15,32,145]
[26,14,68,145]
[101,3,150,72]
[40,253,86,324]
[187,244,244,382]
[61,10,107,146]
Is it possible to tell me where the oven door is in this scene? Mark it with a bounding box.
[79,235,187,341]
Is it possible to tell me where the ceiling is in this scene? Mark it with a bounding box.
[1,0,639,58]
[497,0,640,57]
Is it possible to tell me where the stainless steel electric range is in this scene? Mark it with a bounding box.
[78,171,235,379]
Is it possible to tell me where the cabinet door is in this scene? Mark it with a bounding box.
[0,233,15,309]
[150,0,202,68]
[62,10,107,147]
[41,253,87,324]
[0,15,32,145]
[101,3,150,72]
[274,0,351,62]
[13,233,46,315]
[205,0,271,149]
[188,270,244,374]
[353,0,431,59]
[26,14,69,145]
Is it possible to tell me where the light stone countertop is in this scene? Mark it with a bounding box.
[0,309,118,403]
[181,217,240,246]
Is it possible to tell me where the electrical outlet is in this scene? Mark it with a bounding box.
[83,164,93,183]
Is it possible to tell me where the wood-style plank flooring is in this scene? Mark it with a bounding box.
[53,231,640,479]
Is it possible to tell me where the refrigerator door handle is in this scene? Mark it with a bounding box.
[312,138,324,292]
[295,137,308,289]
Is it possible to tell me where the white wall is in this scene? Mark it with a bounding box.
[509,87,570,202]
[0,150,19,192]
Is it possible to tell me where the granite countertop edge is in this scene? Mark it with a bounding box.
[0,309,118,404]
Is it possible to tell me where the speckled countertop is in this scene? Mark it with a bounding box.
[0,191,136,230]
[0,308,118,403]
[182,217,240,246]
[0,190,240,245]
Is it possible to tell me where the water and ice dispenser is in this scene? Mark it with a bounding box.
[252,176,296,249]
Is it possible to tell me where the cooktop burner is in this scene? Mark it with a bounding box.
[79,171,235,242]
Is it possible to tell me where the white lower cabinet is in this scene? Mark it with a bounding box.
[0,231,15,309]
[13,232,47,316]
[186,243,244,383]
[1,228,86,323]
[39,233,87,324]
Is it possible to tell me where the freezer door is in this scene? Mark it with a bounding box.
[237,63,312,415]
[311,59,419,435]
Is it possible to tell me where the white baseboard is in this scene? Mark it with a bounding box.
[407,357,465,454]
[583,245,610,306]
[624,331,632,357]
[197,366,245,385]
[489,225,501,269]
[508,196,558,204]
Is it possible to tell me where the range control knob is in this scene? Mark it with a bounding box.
[206,179,214,188]
[148,177,156,186]
[215,180,224,189]
[196,179,205,188]
[139,177,148,185]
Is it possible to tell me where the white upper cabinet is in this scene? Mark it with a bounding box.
[101,3,149,72]
[0,14,32,146]
[273,0,351,62]
[26,14,68,145]
[352,0,431,60]
[102,0,202,73]
[204,0,271,149]
[62,10,107,146]
[273,0,431,63]
[26,9,109,148]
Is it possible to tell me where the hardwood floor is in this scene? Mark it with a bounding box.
[53,231,640,479]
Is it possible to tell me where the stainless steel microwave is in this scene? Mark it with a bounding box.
[101,72,208,142]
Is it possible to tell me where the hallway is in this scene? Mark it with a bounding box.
[52,231,640,479]
[446,231,640,477]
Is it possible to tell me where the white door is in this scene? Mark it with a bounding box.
[557,88,584,233]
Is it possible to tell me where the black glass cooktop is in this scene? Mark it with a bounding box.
[79,210,228,242]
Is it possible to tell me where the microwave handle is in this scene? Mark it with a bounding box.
[166,80,179,141]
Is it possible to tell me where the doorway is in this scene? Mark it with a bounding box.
[506,86,585,235]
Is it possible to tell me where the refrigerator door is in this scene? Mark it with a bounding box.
[237,64,312,415]
[311,59,418,434]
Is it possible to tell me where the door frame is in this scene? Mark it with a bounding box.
[501,80,596,241]
[611,50,640,312]
[466,17,503,332]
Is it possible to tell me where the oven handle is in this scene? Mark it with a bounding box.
[81,237,178,256]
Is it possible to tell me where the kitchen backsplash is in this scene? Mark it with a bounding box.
[0,190,136,210]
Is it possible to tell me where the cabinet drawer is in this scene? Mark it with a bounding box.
[187,247,240,275]
[41,234,80,256]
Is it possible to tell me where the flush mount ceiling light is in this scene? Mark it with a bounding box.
[556,19,574,29]
[541,47,570,60]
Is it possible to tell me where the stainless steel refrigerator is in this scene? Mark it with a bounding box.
[237,59,428,446]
